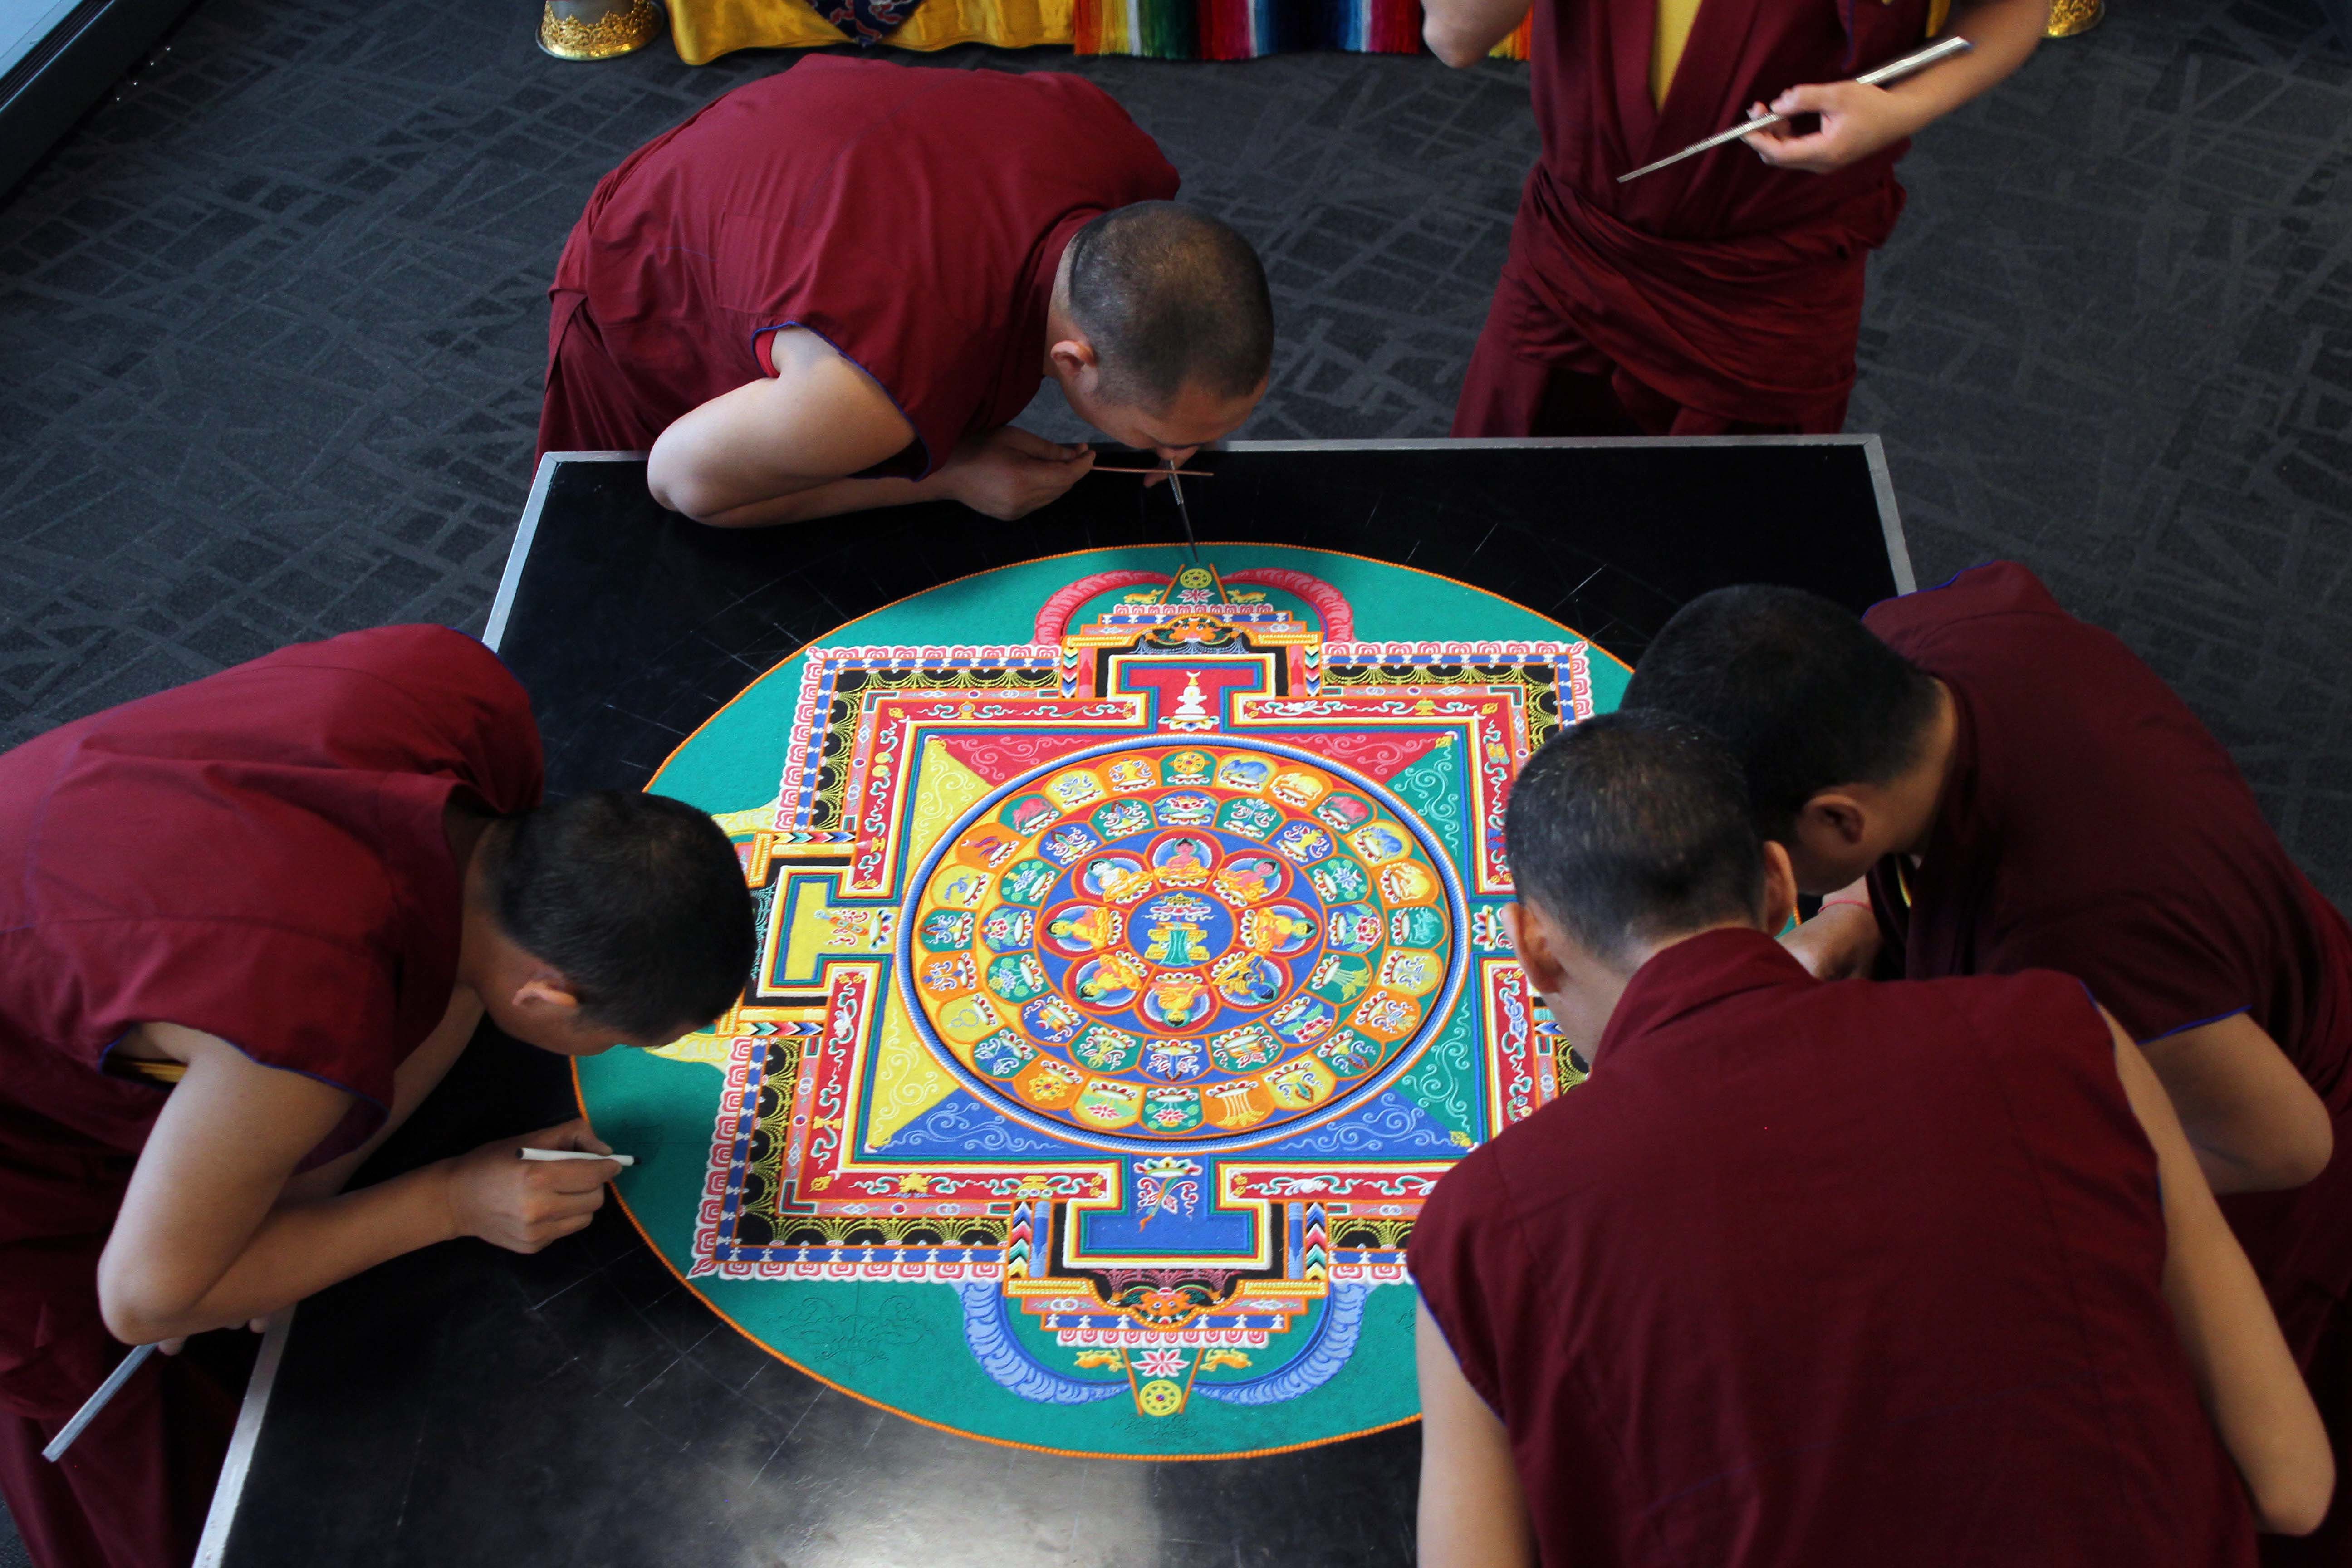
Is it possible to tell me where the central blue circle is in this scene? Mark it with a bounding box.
[1128,888,1235,968]
[1030,823,1330,1036]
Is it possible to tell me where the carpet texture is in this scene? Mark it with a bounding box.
[3,0,2347,901]
[4,7,2352,1547]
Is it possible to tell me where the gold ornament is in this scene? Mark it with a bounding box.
[538,0,663,60]
[2043,0,2103,38]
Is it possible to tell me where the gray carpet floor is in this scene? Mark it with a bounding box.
[4,0,2352,1553]
[4,0,2350,904]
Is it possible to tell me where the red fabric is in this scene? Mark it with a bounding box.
[0,627,541,1565]
[539,59,1180,470]
[1861,561,2352,1549]
[1862,563,2352,1100]
[1409,929,2255,1568]
[0,1334,250,1568]
[1453,0,1930,434]
[1452,262,1808,436]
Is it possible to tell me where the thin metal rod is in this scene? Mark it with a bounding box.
[44,1343,157,1462]
[1168,458,1200,563]
[1092,465,1213,477]
[1617,35,1974,183]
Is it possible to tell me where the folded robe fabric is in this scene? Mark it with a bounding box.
[1467,0,1937,431]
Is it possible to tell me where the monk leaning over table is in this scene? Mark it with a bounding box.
[1412,711,2328,1568]
[1622,564,2352,1560]
[541,58,1273,527]
[0,628,756,1568]
[1423,0,2044,434]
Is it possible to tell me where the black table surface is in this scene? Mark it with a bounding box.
[216,436,1910,1568]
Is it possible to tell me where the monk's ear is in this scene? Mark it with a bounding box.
[511,974,583,1016]
[1504,902,1569,998]
[1048,335,1100,380]
[1793,789,1870,853]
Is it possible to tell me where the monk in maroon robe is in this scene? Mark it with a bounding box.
[0,629,754,1568]
[1412,712,2328,1566]
[1422,0,2046,434]
[543,59,1272,528]
[1623,567,2352,1556]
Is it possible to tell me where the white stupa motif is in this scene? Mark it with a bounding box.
[1163,671,1219,733]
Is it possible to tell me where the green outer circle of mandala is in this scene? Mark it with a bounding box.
[581,544,1629,1460]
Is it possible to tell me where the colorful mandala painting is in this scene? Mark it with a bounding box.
[578,545,1629,1458]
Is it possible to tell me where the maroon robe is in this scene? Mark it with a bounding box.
[0,627,542,1568]
[1411,929,2255,1567]
[1452,0,1934,436]
[539,59,1180,471]
[1864,563,2352,1558]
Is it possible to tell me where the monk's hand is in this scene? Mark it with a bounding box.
[940,427,1096,521]
[1781,897,1882,980]
[1740,83,1927,174]
[437,1119,616,1255]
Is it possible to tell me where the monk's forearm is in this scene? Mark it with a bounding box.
[1421,0,1530,67]
[1882,0,2047,132]
[646,353,919,523]
[102,1164,460,1344]
[689,472,955,529]
[2115,1029,2334,1534]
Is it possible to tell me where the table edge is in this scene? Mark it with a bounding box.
[198,431,1915,1559]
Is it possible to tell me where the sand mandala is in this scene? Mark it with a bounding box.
[578,545,1627,1458]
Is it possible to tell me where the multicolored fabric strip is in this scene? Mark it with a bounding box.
[1074,0,1529,59]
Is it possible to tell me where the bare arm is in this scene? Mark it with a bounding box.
[1782,875,1882,981]
[278,987,482,1204]
[2135,1009,2332,1195]
[644,329,921,525]
[98,1024,617,1345]
[1421,0,1528,68]
[1742,0,2048,172]
[645,328,1095,527]
[1417,1299,1538,1568]
[2113,1020,2334,1534]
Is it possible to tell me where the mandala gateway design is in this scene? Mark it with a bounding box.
[612,558,1617,1453]
[904,738,1466,1154]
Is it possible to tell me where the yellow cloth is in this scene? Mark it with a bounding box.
[107,1055,187,1085]
[1651,0,1949,109]
[667,0,1069,65]
[1650,0,1701,106]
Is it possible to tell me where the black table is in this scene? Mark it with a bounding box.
[203,436,1912,1568]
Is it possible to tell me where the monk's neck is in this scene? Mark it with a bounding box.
[1892,680,1962,861]
[445,804,504,995]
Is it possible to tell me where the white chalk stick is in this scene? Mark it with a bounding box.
[518,1147,635,1166]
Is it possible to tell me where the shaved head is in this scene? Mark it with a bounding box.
[1064,201,1273,412]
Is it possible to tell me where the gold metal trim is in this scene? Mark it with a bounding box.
[2043,0,2103,38]
[539,0,663,60]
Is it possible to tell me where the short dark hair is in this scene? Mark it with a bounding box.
[1065,201,1273,411]
[1622,586,1941,840]
[486,790,755,1038]
[1505,711,1767,967]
